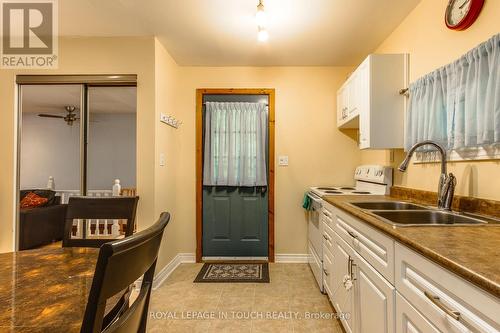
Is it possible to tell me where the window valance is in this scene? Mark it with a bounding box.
[405,34,500,153]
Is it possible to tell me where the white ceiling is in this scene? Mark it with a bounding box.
[59,0,421,66]
[22,85,137,114]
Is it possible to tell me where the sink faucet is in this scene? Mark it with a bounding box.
[398,140,456,211]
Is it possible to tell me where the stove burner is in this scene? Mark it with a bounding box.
[317,187,338,190]
[352,191,371,194]
[325,190,343,194]
[340,187,356,190]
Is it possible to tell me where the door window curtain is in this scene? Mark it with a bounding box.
[405,33,500,152]
[203,102,267,186]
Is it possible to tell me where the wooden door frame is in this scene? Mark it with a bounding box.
[196,88,275,263]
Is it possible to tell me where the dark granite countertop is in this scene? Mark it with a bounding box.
[322,195,500,299]
[0,247,99,332]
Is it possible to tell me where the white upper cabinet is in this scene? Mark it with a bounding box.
[337,54,407,149]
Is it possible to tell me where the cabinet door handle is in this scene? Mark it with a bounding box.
[323,234,329,240]
[424,291,461,321]
[347,231,358,239]
[348,257,357,281]
[323,269,329,276]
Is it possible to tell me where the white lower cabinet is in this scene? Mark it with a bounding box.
[396,292,440,333]
[395,243,500,333]
[322,244,334,297]
[332,206,395,283]
[330,231,394,333]
[355,250,395,333]
[332,232,356,333]
[325,208,500,333]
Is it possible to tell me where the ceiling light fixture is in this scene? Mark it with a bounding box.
[256,0,268,42]
[256,0,267,27]
[258,27,269,42]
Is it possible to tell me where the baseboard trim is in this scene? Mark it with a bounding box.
[151,252,309,289]
[152,252,195,290]
[275,253,309,263]
[202,256,268,261]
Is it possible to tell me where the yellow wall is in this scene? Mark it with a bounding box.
[172,66,359,255]
[6,0,496,266]
[0,37,157,252]
[153,39,184,269]
[0,36,356,262]
[361,0,500,200]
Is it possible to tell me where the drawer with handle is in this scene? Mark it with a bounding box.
[396,291,440,333]
[395,242,500,333]
[322,202,334,229]
[322,244,334,299]
[322,221,335,255]
[332,206,395,283]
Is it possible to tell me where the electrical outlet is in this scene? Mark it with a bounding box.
[278,155,289,166]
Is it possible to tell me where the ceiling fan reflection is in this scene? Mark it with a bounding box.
[38,106,98,126]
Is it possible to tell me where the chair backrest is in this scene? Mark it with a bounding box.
[81,212,170,333]
[120,188,137,197]
[63,196,139,248]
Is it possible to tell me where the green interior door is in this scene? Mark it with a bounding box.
[202,94,269,257]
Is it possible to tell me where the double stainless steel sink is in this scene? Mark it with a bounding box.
[349,201,498,227]
[350,201,426,211]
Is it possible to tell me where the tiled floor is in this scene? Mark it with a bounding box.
[147,263,344,332]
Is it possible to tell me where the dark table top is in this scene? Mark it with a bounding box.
[0,247,99,332]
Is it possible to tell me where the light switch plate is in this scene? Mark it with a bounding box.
[278,155,289,166]
[159,153,166,166]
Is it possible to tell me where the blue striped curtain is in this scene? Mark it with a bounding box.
[405,33,500,152]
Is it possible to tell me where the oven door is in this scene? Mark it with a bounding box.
[307,192,323,256]
[307,192,324,291]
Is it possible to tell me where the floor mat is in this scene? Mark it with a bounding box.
[193,263,270,283]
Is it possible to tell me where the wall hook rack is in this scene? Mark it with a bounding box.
[160,113,182,129]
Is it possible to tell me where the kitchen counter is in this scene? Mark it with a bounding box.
[322,195,500,298]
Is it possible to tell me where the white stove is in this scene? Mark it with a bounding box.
[310,165,393,197]
[306,165,393,293]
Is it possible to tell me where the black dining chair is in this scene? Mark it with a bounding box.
[62,196,139,248]
[81,212,170,333]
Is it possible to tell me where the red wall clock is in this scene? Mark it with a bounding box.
[445,0,485,30]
